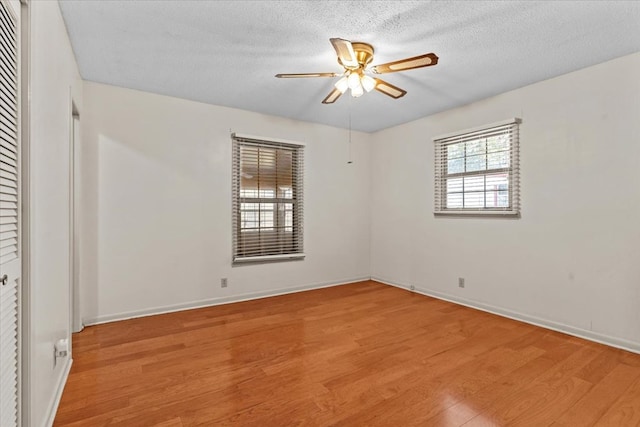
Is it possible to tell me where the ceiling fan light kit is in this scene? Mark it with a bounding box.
[276,38,438,104]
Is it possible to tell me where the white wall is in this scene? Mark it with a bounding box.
[80,82,371,323]
[371,52,640,351]
[80,54,640,350]
[29,1,82,426]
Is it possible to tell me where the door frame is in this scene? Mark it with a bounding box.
[69,104,82,334]
[18,0,30,425]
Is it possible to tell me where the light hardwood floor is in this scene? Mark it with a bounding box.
[54,281,640,426]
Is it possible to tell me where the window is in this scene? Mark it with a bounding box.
[232,134,304,263]
[434,118,521,216]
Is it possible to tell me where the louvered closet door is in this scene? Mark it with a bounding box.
[0,1,20,426]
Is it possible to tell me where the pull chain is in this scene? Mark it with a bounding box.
[348,96,353,164]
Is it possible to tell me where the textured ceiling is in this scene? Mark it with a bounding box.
[58,1,640,132]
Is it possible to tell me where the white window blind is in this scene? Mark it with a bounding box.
[434,119,521,216]
[0,1,19,426]
[232,134,304,264]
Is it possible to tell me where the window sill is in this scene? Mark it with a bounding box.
[434,210,520,218]
[233,253,306,266]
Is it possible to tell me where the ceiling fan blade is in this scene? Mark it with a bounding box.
[330,38,359,69]
[374,78,407,99]
[275,72,339,78]
[322,88,343,104]
[371,53,438,74]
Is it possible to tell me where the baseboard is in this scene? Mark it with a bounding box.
[372,276,640,355]
[84,276,371,326]
[44,357,73,427]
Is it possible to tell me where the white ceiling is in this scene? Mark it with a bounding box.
[58,0,640,133]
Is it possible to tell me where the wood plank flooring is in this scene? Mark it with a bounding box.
[54,281,640,426]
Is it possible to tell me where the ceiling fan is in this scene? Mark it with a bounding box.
[275,38,438,104]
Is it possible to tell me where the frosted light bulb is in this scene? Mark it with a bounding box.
[361,75,376,92]
[351,84,364,98]
[347,72,361,90]
[334,76,349,93]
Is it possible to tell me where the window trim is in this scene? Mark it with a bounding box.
[231,133,305,265]
[232,133,307,148]
[433,118,521,217]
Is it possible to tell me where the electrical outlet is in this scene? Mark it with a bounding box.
[221,278,228,288]
[458,277,465,288]
[410,285,415,291]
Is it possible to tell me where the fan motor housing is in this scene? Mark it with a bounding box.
[349,42,375,68]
